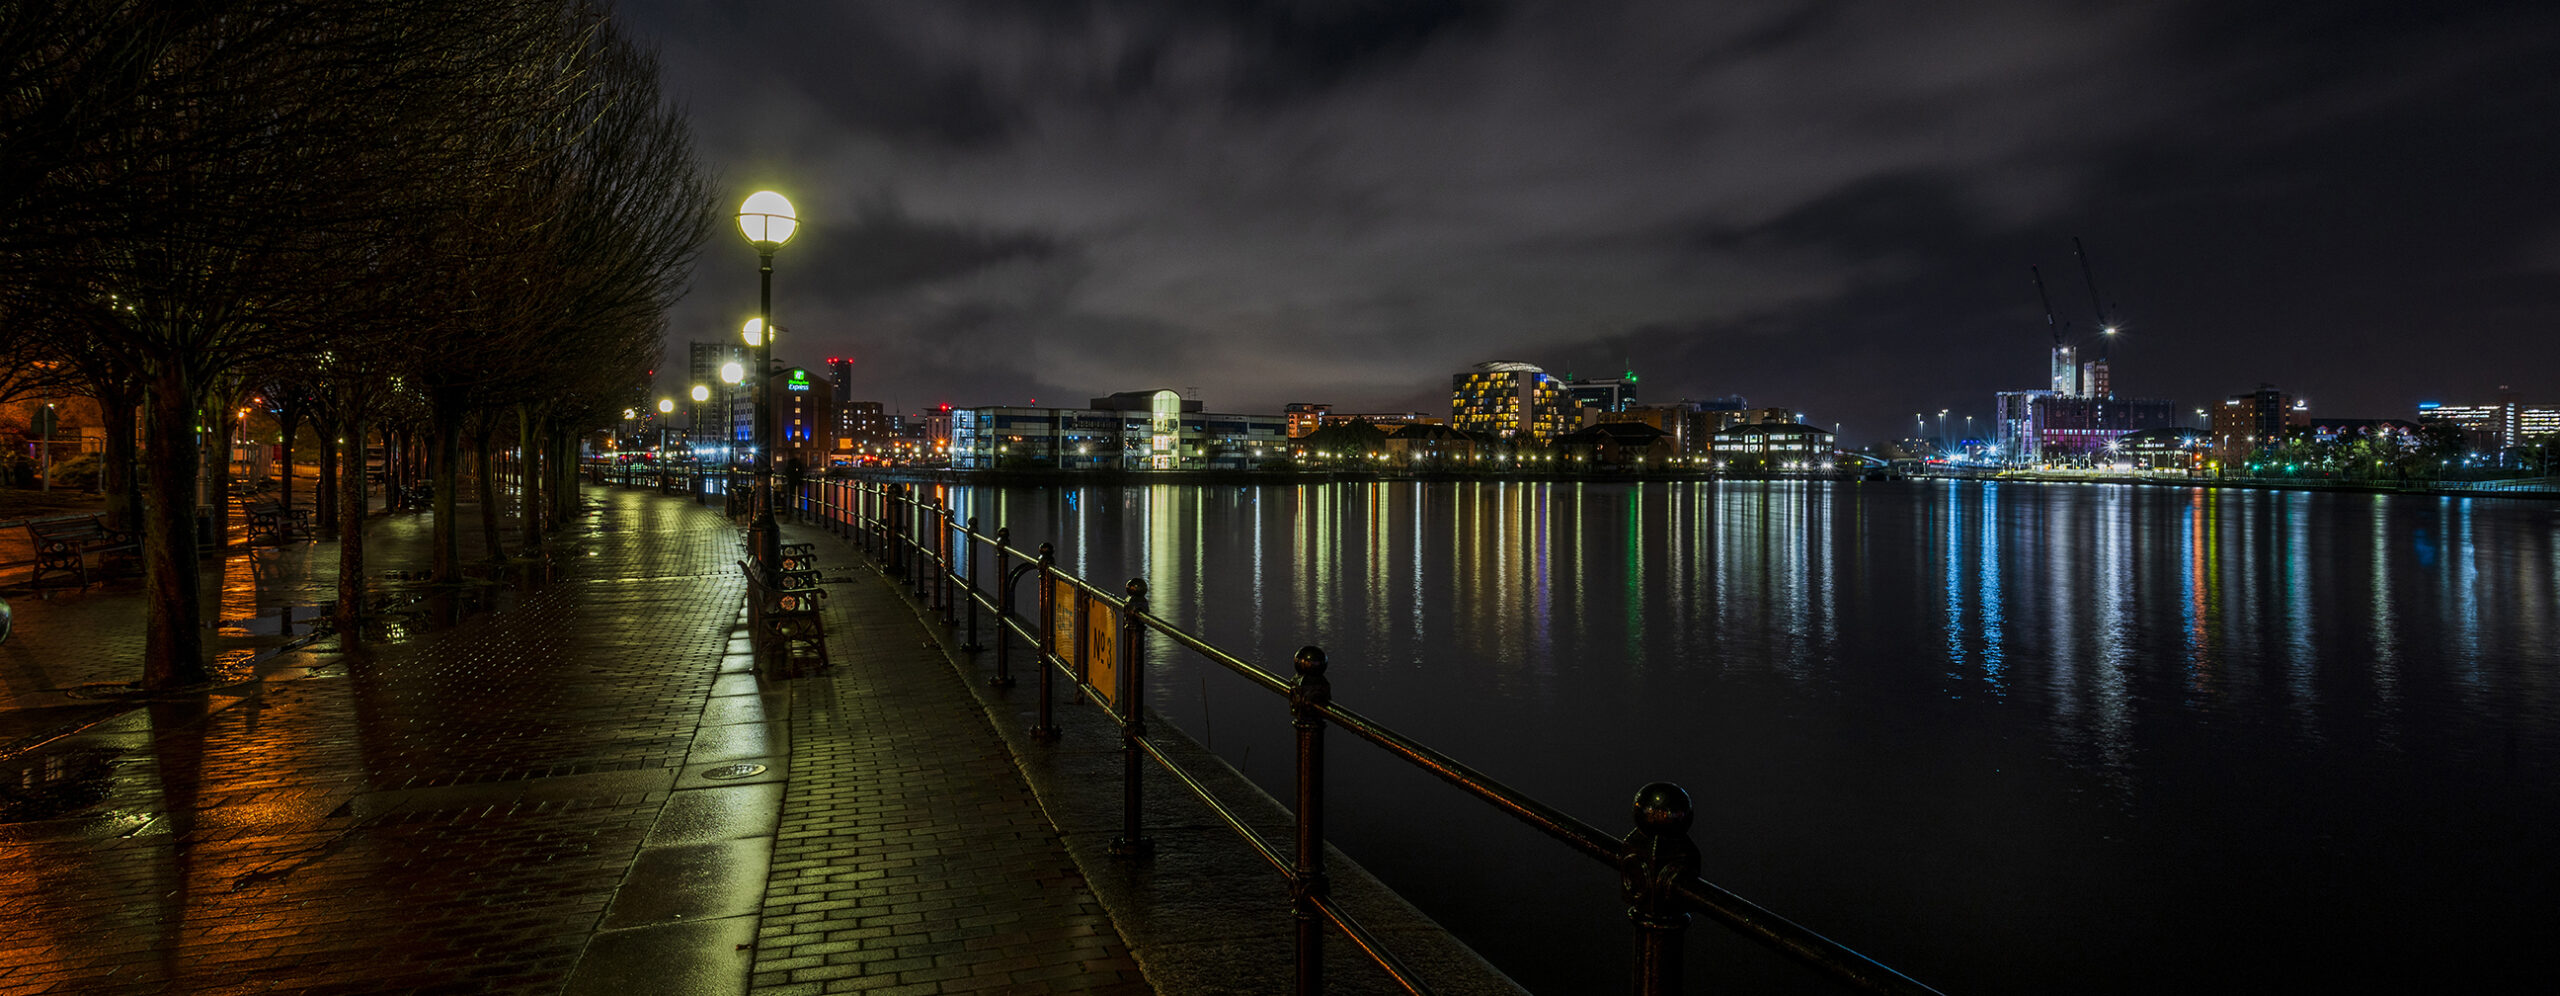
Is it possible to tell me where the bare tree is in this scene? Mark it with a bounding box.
[3,0,603,689]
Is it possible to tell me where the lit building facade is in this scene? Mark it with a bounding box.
[2417,388,2525,452]
[1284,402,1330,438]
[1708,422,1835,474]
[2213,385,2309,464]
[949,390,1286,470]
[1565,370,1639,414]
[1451,361,1569,442]
[687,340,749,452]
[771,367,832,471]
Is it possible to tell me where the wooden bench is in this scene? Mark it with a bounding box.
[740,560,829,673]
[25,515,140,589]
[239,497,314,542]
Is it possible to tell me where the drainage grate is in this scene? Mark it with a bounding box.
[700,763,768,780]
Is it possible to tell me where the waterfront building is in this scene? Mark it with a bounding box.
[1555,421,1673,468]
[1708,422,1835,474]
[2112,426,2208,473]
[837,401,888,460]
[1321,411,1443,431]
[1451,361,1569,442]
[2213,385,2309,465]
[772,367,833,472]
[2300,418,2421,448]
[1565,370,1639,414]
[2417,387,2531,452]
[1284,402,1329,438]
[1291,421,1390,466]
[948,390,1285,470]
[1383,423,1489,465]
[2016,395,2180,464]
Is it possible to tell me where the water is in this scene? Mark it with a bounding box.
[926,479,2560,994]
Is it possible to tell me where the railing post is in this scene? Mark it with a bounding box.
[1031,544,1059,741]
[1621,782,1699,996]
[888,484,905,579]
[991,528,1015,685]
[960,517,983,651]
[1291,646,1333,996]
[942,504,962,619]
[1109,578,1154,859]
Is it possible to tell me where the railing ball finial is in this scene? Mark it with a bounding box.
[1632,781,1692,836]
[1126,577,1147,602]
[1294,645,1328,679]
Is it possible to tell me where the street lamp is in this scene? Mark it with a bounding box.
[737,189,798,578]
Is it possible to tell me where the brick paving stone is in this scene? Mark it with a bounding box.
[751,522,1151,996]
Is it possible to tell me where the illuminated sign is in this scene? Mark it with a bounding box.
[785,370,812,392]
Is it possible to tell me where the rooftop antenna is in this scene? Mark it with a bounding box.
[2074,236,2117,361]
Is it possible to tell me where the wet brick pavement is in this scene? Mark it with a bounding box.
[0,483,1151,995]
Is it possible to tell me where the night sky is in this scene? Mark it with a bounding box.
[623,0,2559,445]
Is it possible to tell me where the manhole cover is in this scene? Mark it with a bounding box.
[701,763,768,780]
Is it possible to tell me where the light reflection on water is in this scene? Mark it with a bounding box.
[949,480,2558,994]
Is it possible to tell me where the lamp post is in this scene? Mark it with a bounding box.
[737,189,798,578]
[690,384,711,502]
[720,361,746,512]
[656,398,675,488]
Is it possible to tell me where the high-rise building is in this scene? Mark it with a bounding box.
[1451,361,1568,442]
[688,340,749,451]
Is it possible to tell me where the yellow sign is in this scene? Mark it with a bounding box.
[1085,593,1120,712]
[1050,578,1078,663]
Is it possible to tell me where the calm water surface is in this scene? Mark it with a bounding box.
[933,480,2558,995]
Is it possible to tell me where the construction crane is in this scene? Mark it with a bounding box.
[2074,236,2118,360]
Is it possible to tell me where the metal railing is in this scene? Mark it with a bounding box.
[796,477,1947,996]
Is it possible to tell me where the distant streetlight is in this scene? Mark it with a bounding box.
[737,189,798,583]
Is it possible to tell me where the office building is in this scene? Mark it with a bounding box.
[948,390,1286,470]
[1451,361,1569,442]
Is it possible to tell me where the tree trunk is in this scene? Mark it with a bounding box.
[335,417,367,627]
[279,416,300,532]
[204,402,236,556]
[99,381,144,532]
[140,364,209,691]
[314,418,341,535]
[517,404,544,551]
[430,399,462,581]
[473,419,504,561]
[551,422,574,529]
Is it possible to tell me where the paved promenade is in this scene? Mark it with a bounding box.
[0,486,1145,995]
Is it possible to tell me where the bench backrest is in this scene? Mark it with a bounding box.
[28,516,106,539]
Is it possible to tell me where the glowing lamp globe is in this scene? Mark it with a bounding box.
[720,361,745,385]
[692,385,711,403]
[737,191,797,252]
[742,317,765,347]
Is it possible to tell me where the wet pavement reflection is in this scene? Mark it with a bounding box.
[0,489,749,994]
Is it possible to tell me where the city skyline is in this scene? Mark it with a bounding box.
[626,1,2559,443]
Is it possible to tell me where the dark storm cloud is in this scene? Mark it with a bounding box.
[808,197,1064,301]
[629,0,2560,439]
